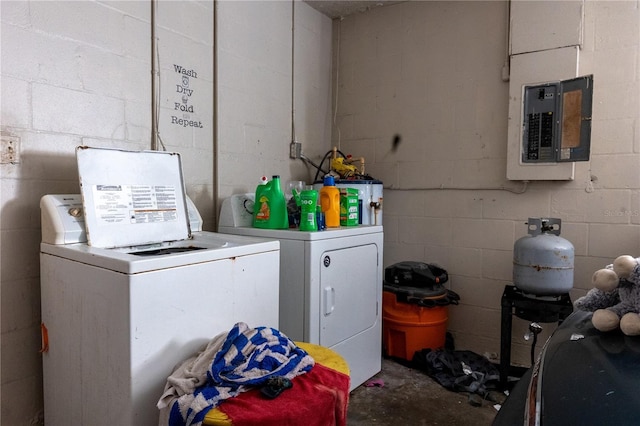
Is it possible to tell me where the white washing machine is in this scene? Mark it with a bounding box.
[218,193,383,391]
[40,148,280,426]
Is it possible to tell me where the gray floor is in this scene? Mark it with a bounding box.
[347,357,502,425]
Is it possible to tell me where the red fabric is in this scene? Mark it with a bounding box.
[218,363,349,426]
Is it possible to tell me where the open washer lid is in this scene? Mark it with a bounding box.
[76,146,191,248]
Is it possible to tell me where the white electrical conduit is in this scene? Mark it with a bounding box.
[150,1,218,226]
[290,0,296,146]
[502,0,511,82]
[150,0,166,151]
[333,18,342,151]
[151,0,158,150]
[212,0,219,229]
[386,181,529,194]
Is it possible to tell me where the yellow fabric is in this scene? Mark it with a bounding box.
[203,342,349,426]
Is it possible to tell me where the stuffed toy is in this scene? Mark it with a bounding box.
[574,255,640,336]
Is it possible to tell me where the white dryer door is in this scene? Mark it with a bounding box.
[319,243,379,348]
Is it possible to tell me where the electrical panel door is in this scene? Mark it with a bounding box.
[522,74,593,163]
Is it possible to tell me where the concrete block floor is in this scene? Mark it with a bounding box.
[347,357,501,425]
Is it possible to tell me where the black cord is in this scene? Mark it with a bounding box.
[312,149,349,183]
[313,150,333,183]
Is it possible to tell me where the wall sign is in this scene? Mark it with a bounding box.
[171,64,203,129]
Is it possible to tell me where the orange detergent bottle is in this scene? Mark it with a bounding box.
[319,175,340,228]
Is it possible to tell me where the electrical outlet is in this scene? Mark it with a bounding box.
[1,135,20,164]
[289,140,302,159]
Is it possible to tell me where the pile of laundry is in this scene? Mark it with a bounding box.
[412,347,503,407]
[157,322,314,426]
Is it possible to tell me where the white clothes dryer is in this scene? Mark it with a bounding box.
[218,193,384,391]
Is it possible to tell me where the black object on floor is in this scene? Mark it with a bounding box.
[412,348,500,396]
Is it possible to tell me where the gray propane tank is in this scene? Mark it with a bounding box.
[513,218,574,297]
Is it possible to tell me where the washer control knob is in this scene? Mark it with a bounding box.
[68,207,83,218]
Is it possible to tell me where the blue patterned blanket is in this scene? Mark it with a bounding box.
[157,322,314,426]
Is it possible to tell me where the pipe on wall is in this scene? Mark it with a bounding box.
[212,0,219,230]
[501,0,511,82]
[149,0,218,228]
[151,0,159,150]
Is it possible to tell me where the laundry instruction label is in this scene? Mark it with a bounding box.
[92,184,178,225]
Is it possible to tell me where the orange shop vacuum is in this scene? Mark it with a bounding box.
[382,261,460,361]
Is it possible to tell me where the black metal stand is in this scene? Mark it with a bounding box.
[499,285,573,389]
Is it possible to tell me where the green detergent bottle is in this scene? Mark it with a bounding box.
[253,175,289,229]
[293,188,318,231]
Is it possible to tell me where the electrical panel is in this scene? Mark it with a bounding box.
[522,75,593,163]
